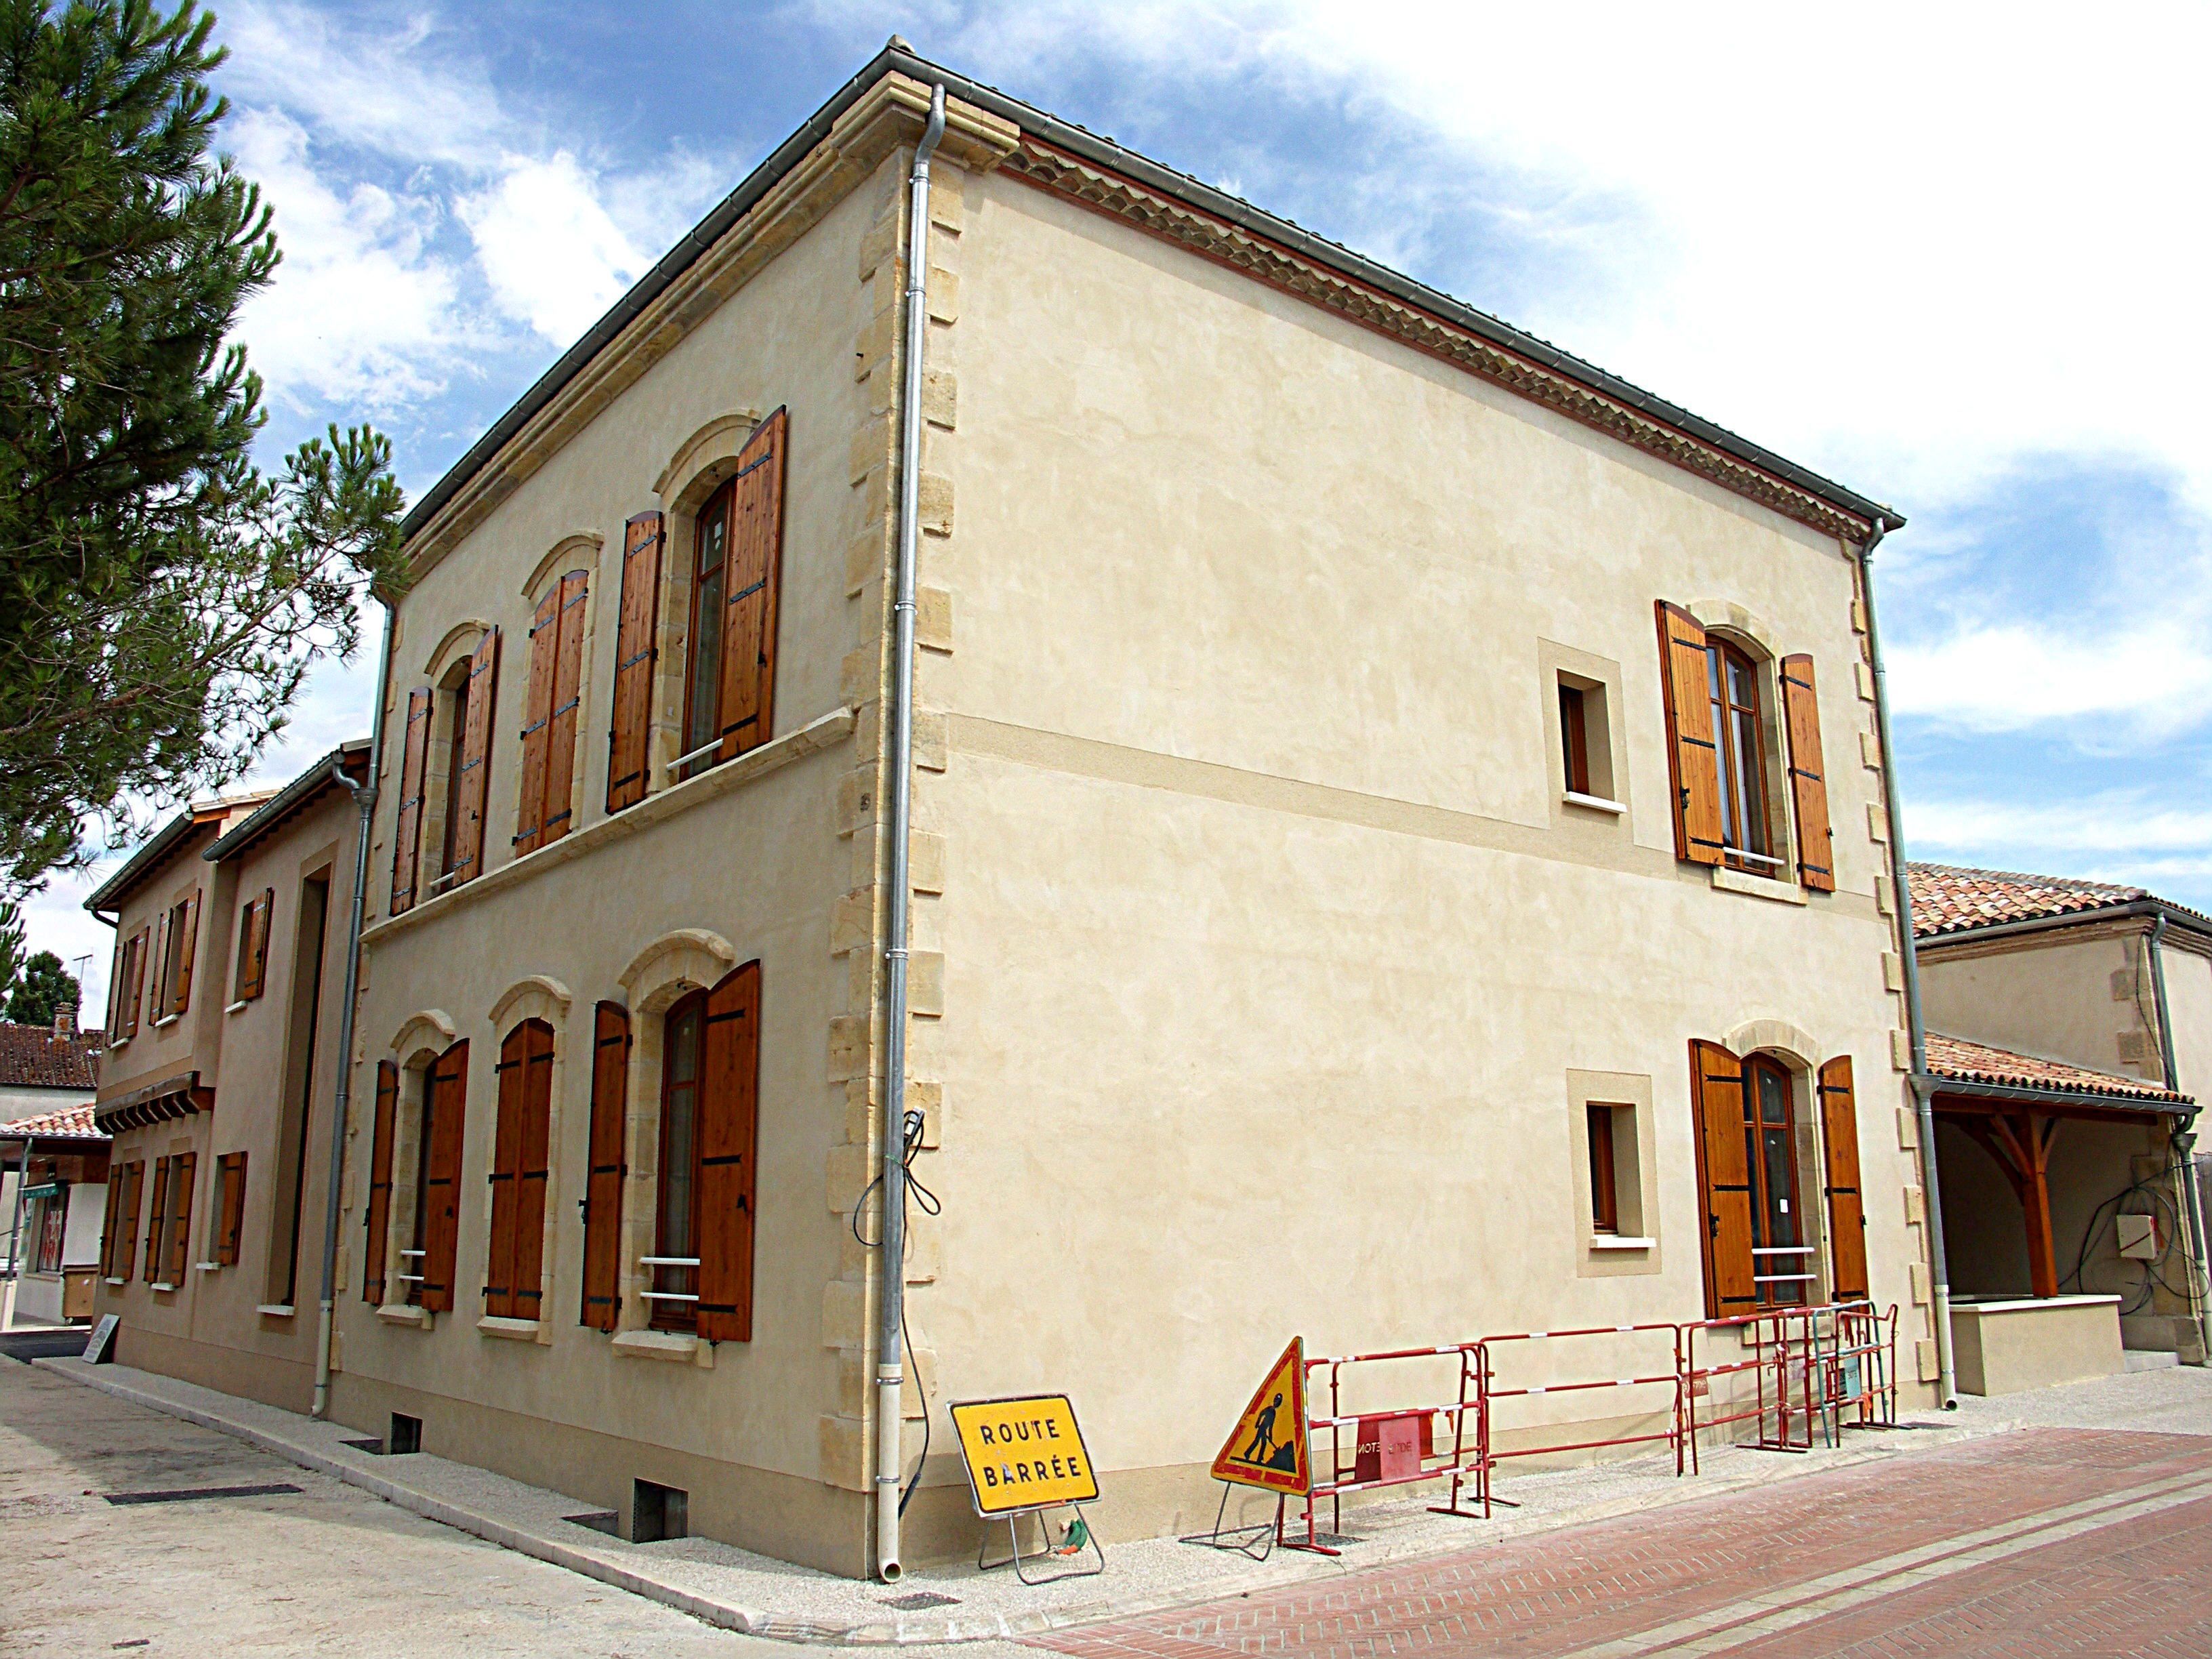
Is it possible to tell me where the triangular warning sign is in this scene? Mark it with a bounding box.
[1211,1337,1309,1494]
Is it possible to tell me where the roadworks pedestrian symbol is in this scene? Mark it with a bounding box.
[1211,1336,1310,1494]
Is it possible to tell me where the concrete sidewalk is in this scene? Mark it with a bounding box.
[39,1355,1994,1645]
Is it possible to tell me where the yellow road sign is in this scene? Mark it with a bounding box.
[1212,1337,1311,1494]
[950,1394,1101,1517]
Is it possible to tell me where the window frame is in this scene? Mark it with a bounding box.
[1584,1103,1619,1234]
[1706,639,1777,874]
[678,477,736,784]
[1559,684,1592,798]
[437,676,472,882]
[1742,1054,1809,1308]
[651,989,708,1332]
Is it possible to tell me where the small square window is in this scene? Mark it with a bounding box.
[1555,672,1616,804]
[1586,1103,1620,1233]
[1582,1101,1644,1241]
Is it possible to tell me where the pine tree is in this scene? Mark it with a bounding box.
[3,949,76,1025]
[0,0,409,896]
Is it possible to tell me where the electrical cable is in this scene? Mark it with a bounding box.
[848,1108,940,1515]
[2062,1164,2192,1316]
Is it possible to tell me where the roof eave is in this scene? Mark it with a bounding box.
[1917,897,2212,950]
[398,42,1900,552]
[203,741,371,865]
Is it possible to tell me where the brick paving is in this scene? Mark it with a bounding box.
[1036,1429,2212,1659]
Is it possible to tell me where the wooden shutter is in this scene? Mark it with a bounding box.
[1689,1039,1756,1318]
[165,1151,196,1283]
[513,588,560,857]
[1780,654,1835,892]
[116,1162,142,1279]
[363,1061,398,1304]
[144,1158,169,1282]
[241,890,273,1000]
[513,1019,554,1320]
[695,962,762,1342]
[105,930,126,1036]
[419,1041,469,1311]
[1818,1057,1868,1302]
[121,930,145,1038]
[390,687,433,914]
[541,572,589,847]
[607,514,663,813]
[148,909,169,1019]
[485,1026,526,1317]
[450,632,501,885]
[714,410,787,764]
[1655,602,1724,867]
[172,892,199,1015]
[217,1151,248,1265]
[99,1170,123,1275]
[580,1002,630,1331]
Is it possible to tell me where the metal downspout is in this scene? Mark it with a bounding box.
[5,1136,32,1326]
[2148,915,2212,1362]
[1857,521,1958,1408]
[876,82,945,1584]
[312,600,394,1418]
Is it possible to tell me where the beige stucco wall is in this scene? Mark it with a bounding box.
[878,168,1931,1555]
[2162,937,2212,1099]
[1950,1294,2124,1395]
[1918,925,2165,1083]
[329,142,899,1577]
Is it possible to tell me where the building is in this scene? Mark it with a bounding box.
[85,747,368,1408]
[100,45,1933,1575]
[1910,863,2209,1388]
[1,1017,108,1325]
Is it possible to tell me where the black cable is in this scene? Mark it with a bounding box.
[2062,1164,2191,1317]
[846,1108,939,1515]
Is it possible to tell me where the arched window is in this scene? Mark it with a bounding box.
[1706,639,1773,869]
[485,1019,554,1321]
[678,480,733,783]
[647,961,761,1340]
[674,409,785,783]
[652,988,706,1330]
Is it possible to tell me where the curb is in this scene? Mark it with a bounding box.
[34,1357,1984,1645]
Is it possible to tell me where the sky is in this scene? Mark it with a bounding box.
[25,0,2212,1015]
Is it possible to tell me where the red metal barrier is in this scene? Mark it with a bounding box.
[1677,1301,1898,1470]
[1470,1322,1686,1511]
[1282,1343,1488,1553]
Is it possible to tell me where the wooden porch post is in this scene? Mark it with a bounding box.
[1986,1111,2062,1300]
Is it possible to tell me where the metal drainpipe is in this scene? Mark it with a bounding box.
[311,599,394,1418]
[5,1136,33,1322]
[1856,520,1958,1408]
[875,82,945,1585]
[2147,915,2212,1362]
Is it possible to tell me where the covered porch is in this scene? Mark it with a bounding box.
[1925,1033,2201,1393]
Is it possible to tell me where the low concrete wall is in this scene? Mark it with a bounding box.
[1950,1295,2124,1395]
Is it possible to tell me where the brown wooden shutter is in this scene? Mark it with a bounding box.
[1818,1056,1868,1302]
[419,1040,469,1311]
[1780,654,1835,892]
[241,890,273,1000]
[144,1158,169,1281]
[148,910,169,1019]
[581,1002,630,1331]
[1689,1038,1756,1319]
[695,962,762,1342]
[121,930,145,1038]
[514,1019,554,1320]
[541,572,589,847]
[513,589,560,857]
[172,891,199,1016]
[99,1170,123,1275]
[450,632,501,885]
[1655,602,1724,867]
[714,411,787,764]
[105,930,126,1036]
[116,1161,142,1279]
[606,514,663,813]
[217,1151,248,1265]
[363,1061,398,1304]
[390,687,433,914]
[165,1151,196,1283]
[485,1026,526,1317]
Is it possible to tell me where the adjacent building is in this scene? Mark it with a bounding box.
[1911,863,2209,1387]
[96,45,1936,1574]
[1,1017,108,1325]
[86,748,368,1408]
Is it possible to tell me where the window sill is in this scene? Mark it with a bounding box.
[363,705,855,945]
[104,1276,126,1286]
[377,1304,433,1329]
[1589,1235,1656,1252]
[107,1036,130,1050]
[149,1281,177,1294]
[152,1015,180,1029]
[1711,865,1807,906]
[611,1329,714,1368]
[257,1303,295,1318]
[225,999,249,1015]
[1561,791,1626,815]
[197,1261,221,1273]
[478,1315,541,1342]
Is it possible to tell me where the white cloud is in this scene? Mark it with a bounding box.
[1887,619,2212,736]
[1911,796,2212,859]
[459,152,651,343]
[229,108,468,410]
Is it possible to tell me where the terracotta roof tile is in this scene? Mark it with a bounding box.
[0,1101,102,1140]
[1907,862,2153,938]
[1925,1032,2190,1106]
[0,1021,102,1092]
